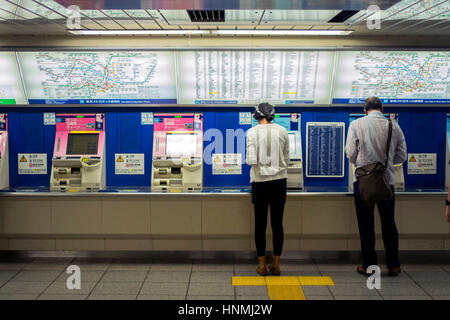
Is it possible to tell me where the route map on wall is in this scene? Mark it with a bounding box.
[177,51,334,105]
[0,53,26,105]
[333,51,450,104]
[19,51,177,104]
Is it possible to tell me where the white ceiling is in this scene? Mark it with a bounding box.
[0,0,448,36]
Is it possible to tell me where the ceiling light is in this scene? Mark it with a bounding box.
[215,29,353,36]
[68,30,211,35]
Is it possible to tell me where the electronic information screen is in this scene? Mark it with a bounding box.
[288,133,298,157]
[166,133,198,157]
[66,133,99,155]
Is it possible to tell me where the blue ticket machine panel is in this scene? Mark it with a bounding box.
[253,113,303,189]
[348,113,404,191]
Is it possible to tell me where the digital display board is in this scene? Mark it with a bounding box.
[0,52,27,104]
[67,133,99,155]
[166,133,198,156]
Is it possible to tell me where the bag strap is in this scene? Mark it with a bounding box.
[384,119,393,170]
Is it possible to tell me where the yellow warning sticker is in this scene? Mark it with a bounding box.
[20,155,27,162]
[117,156,124,162]
[409,155,417,162]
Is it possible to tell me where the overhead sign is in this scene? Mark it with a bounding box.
[407,153,436,175]
[18,153,47,174]
[212,153,242,175]
[115,153,145,175]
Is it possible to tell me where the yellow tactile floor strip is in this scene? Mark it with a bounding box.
[232,276,334,300]
[298,276,335,286]
[267,285,306,300]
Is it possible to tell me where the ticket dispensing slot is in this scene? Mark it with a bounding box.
[348,114,405,192]
[252,113,303,189]
[50,114,105,192]
[151,114,203,192]
[0,113,9,190]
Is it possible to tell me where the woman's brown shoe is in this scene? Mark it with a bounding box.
[269,265,281,275]
[256,266,268,276]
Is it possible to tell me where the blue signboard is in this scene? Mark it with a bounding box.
[306,122,345,177]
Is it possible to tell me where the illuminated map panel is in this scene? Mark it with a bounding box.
[19,51,177,104]
[333,51,450,104]
[0,52,26,105]
[177,50,334,105]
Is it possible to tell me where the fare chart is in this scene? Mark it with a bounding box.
[0,53,27,105]
[18,51,177,104]
[306,122,345,177]
[177,50,334,104]
[333,51,450,104]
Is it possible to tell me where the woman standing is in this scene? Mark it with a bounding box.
[246,103,289,276]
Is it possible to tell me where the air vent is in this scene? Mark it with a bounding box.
[187,10,225,22]
[328,10,359,23]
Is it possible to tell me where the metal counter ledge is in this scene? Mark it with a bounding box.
[0,186,446,197]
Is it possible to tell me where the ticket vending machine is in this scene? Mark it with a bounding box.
[252,113,303,189]
[0,114,9,190]
[151,113,203,192]
[348,113,405,192]
[50,114,106,192]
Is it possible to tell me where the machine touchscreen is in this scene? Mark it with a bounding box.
[165,133,197,157]
[288,132,297,158]
[66,133,99,155]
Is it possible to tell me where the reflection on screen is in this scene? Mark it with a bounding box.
[166,133,197,156]
[67,133,99,155]
[288,133,297,157]
[0,134,2,146]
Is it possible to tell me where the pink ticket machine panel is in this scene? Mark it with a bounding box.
[151,113,203,192]
[0,114,8,189]
[51,114,105,192]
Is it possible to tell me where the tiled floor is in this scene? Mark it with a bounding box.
[0,255,449,300]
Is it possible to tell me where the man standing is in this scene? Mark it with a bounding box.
[346,97,407,276]
[246,103,289,276]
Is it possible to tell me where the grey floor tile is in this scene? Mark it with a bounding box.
[323,271,368,283]
[234,264,258,272]
[236,295,269,300]
[317,264,356,271]
[150,264,192,272]
[406,271,450,283]
[24,263,69,271]
[330,283,379,296]
[92,281,142,295]
[32,257,73,264]
[55,270,104,283]
[377,272,414,283]
[0,281,50,294]
[73,258,112,264]
[280,271,322,277]
[420,282,450,296]
[432,296,450,300]
[281,264,319,272]
[234,271,262,277]
[190,271,233,283]
[187,295,235,300]
[88,294,137,300]
[11,270,61,282]
[334,295,382,300]
[188,283,235,296]
[140,282,188,296]
[302,286,332,296]
[236,286,268,296]
[137,295,186,300]
[0,270,19,282]
[0,263,26,271]
[441,265,450,272]
[108,263,150,271]
[72,263,111,271]
[44,281,97,295]
[146,271,190,283]
[193,264,234,272]
[101,271,147,282]
[402,264,444,271]
[38,294,88,300]
[306,296,334,300]
[376,283,428,296]
[0,293,38,300]
[383,295,432,300]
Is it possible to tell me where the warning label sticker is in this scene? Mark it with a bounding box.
[212,153,242,175]
[18,153,47,174]
[115,153,145,175]
[407,153,436,175]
